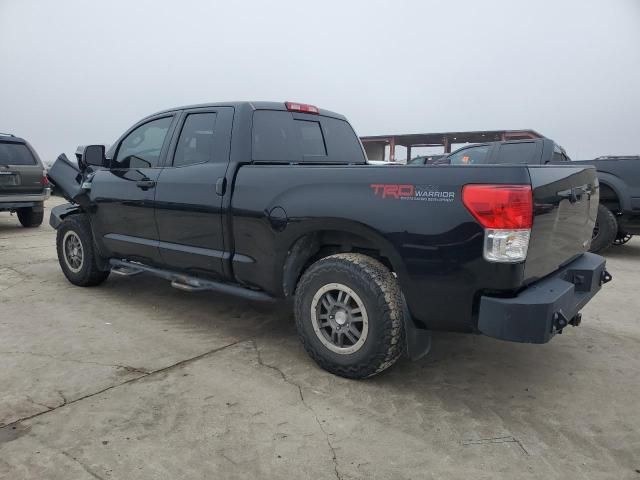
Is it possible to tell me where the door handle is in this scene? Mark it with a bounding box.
[136,179,156,190]
[215,177,227,196]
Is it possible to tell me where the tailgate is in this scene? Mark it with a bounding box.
[524,165,598,282]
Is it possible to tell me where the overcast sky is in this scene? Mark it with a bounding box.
[1,0,639,163]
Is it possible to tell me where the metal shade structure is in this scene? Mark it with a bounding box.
[360,129,544,162]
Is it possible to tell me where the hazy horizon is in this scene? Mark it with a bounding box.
[1,0,639,163]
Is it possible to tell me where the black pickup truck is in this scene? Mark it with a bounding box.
[47,101,610,378]
[433,139,640,252]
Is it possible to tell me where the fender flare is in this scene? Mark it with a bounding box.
[49,202,82,230]
[597,173,628,211]
[280,220,408,298]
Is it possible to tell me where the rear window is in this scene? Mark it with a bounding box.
[252,111,365,163]
[553,145,569,162]
[494,142,537,164]
[0,142,36,166]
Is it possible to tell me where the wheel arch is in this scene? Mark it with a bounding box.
[53,204,110,271]
[597,174,627,213]
[50,202,84,229]
[281,222,407,298]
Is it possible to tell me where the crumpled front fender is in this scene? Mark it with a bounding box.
[49,203,82,230]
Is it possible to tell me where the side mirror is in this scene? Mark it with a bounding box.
[83,145,107,168]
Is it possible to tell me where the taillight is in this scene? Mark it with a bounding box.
[285,101,319,114]
[463,184,533,263]
[41,176,50,186]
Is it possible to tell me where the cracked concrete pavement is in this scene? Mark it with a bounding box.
[1,197,639,479]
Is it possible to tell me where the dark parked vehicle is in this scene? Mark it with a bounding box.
[574,156,640,248]
[430,139,639,252]
[0,133,49,227]
[407,154,446,165]
[47,101,610,378]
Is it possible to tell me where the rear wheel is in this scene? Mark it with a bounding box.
[294,253,405,379]
[614,227,633,246]
[590,204,617,253]
[17,207,43,228]
[56,214,110,286]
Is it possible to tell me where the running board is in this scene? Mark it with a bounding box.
[111,265,144,277]
[109,259,275,302]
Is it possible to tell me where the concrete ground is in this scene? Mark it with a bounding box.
[0,197,639,480]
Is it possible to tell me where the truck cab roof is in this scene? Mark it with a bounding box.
[148,101,348,122]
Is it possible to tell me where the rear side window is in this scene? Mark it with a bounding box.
[252,111,364,163]
[0,142,36,166]
[494,142,537,164]
[172,113,218,166]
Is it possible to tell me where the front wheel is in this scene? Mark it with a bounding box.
[294,253,405,379]
[56,214,110,287]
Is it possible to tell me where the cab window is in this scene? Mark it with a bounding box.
[448,145,491,165]
[113,117,173,169]
[172,113,218,167]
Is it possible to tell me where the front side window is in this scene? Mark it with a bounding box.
[448,145,491,165]
[172,113,218,167]
[0,142,36,166]
[113,117,173,169]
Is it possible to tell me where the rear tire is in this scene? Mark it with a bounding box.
[17,207,43,228]
[590,204,617,253]
[56,214,110,287]
[294,253,405,379]
[614,227,633,246]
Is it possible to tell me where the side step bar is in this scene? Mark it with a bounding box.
[111,264,144,277]
[109,259,275,302]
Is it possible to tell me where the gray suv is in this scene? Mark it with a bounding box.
[0,133,50,227]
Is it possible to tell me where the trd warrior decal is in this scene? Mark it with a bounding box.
[370,184,455,202]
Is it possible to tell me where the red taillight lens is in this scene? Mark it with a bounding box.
[41,176,50,186]
[462,184,532,229]
[285,101,319,114]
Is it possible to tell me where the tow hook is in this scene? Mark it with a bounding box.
[553,311,582,333]
[569,313,582,327]
[600,270,612,285]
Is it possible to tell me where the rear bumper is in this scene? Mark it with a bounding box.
[478,252,610,344]
[0,191,49,211]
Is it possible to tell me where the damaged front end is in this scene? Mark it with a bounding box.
[46,147,101,228]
